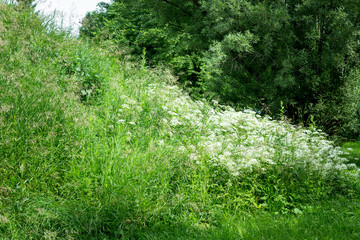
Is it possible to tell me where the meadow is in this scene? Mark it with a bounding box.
[0,3,360,239]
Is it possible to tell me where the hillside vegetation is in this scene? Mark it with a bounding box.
[1,3,360,239]
[82,0,360,138]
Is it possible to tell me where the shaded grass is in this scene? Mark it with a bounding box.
[123,198,360,240]
[3,196,359,239]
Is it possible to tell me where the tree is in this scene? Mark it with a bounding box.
[200,0,360,137]
[81,0,360,137]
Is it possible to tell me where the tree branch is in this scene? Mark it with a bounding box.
[354,13,360,27]
[191,0,201,7]
[157,0,192,16]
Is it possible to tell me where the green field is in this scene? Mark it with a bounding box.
[1,3,360,239]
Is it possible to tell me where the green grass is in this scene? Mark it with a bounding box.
[114,197,360,240]
[0,3,360,239]
[2,195,360,239]
[342,141,360,166]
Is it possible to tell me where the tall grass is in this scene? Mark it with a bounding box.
[0,3,359,239]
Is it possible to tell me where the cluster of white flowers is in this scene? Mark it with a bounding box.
[122,75,359,180]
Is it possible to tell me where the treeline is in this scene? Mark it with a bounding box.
[80,0,360,138]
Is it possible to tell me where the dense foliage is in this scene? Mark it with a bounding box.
[81,0,360,138]
[1,2,360,239]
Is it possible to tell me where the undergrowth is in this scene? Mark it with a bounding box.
[0,3,359,239]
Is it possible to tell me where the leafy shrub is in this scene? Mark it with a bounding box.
[57,42,113,102]
[199,0,360,137]
[129,79,359,211]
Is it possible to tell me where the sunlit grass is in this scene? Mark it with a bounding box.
[0,3,359,239]
[342,141,360,166]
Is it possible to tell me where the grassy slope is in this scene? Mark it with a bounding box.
[342,141,360,166]
[1,4,360,239]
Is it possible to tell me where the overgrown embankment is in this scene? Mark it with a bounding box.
[1,3,359,239]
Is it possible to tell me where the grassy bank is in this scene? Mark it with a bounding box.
[1,3,359,239]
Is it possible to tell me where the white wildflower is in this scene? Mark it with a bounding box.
[122,104,131,109]
[168,111,177,116]
[248,159,259,166]
[188,145,196,151]
[212,100,219,106]
[190,153,198,161]
[178,146,186,152]
[347,163,357,169]
[170,117,182,126]
[133,76,355,180]
[335,164,347,171]
[265,159,275,165]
